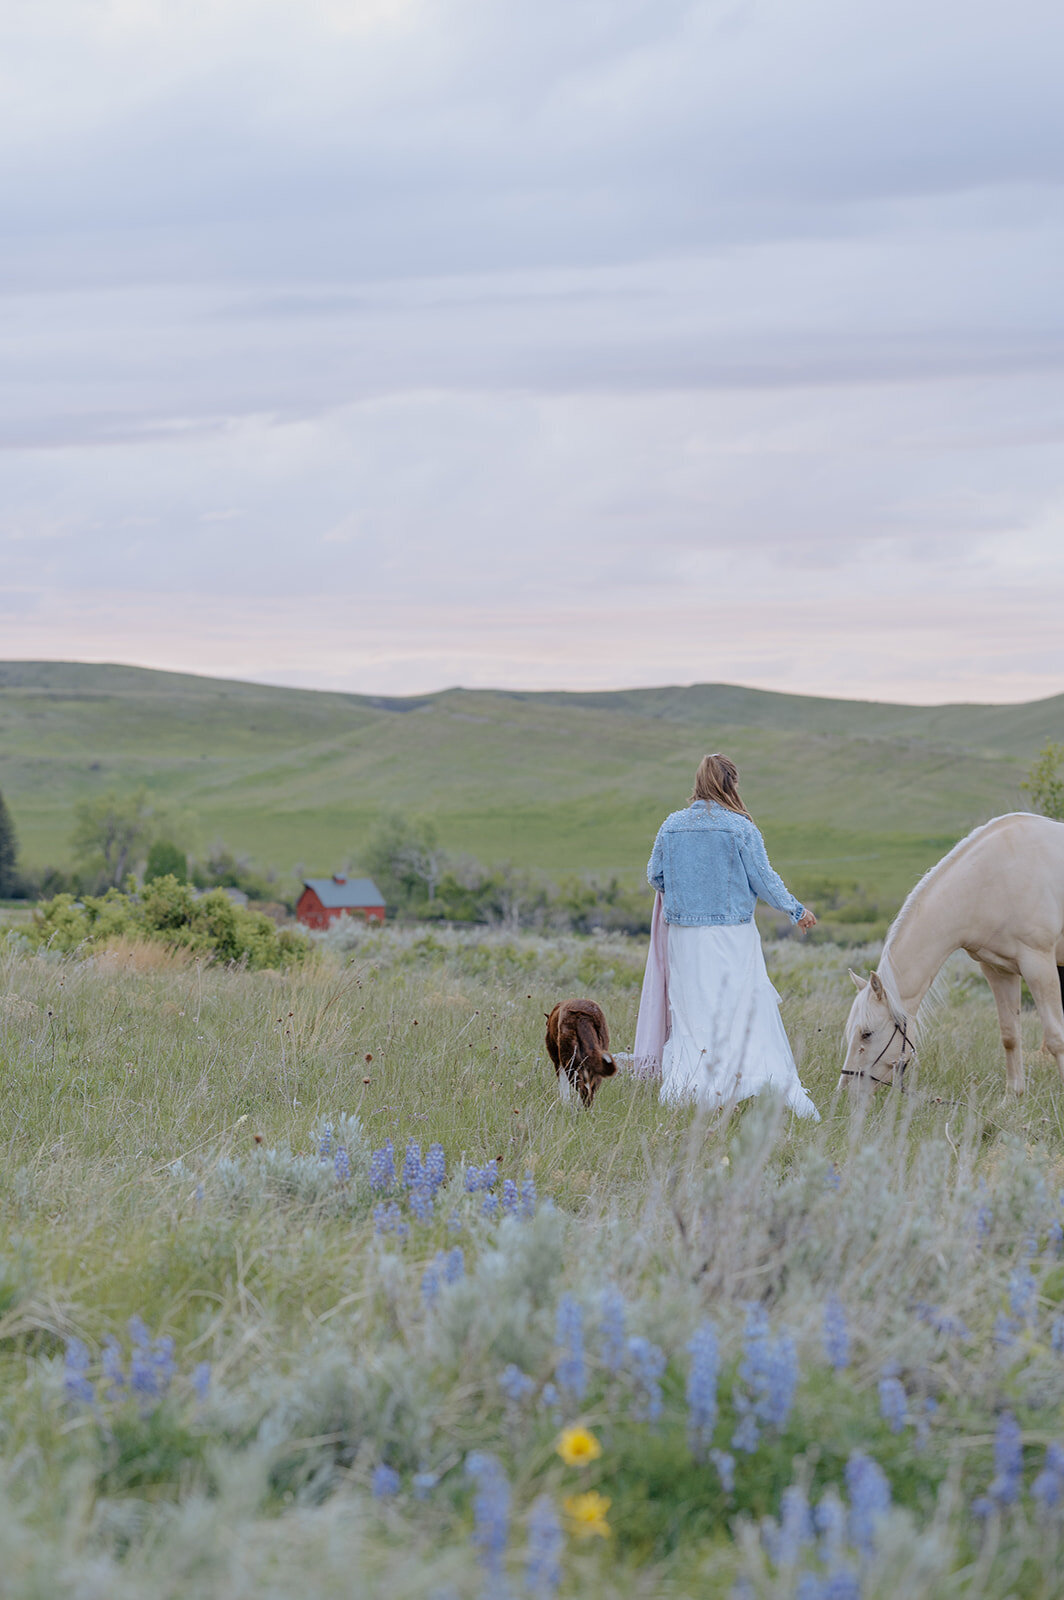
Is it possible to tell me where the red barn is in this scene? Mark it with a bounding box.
[296,875,386,930]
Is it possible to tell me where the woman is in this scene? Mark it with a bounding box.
[644,753,819,1118]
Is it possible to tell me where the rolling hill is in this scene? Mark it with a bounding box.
[1,660,1061,907]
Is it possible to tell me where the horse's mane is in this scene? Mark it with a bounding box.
[879,814,1024,1029]
[886,815,1019,954]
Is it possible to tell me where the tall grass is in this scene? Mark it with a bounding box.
[2,927,1064,1597]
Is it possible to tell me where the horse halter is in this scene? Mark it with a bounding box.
[840,1016,915,1088]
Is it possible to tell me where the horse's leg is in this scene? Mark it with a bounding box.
[978,963,1024,1094]
[1016,952,1064,1083]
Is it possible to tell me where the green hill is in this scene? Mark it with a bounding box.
[2,660,1061,906]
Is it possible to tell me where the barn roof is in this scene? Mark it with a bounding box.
[302,875,385,908]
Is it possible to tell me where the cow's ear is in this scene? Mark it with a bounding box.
[600,1054,617,1076]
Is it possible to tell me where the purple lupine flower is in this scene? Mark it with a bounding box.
[987,1411,1024,1507]
[540,1381,560,1415]
[101,1335,125,1400]
[402,1139,424,1188]
[499,1365,536,1407]
[555,1295,586,1406]
[1051,1316,1064,1354]
[771,1484,815,1566]
[753,1309,798,1423]
[421,1261,441,1309]
[443,1246,464,1283]
[466,1161,499,1194]
[520,1173,537,1219]
[599,1287,626,1375]
[734,1305,797,1436]
[191,1361,211,1402]
[627,1335,666,1422]
[994,1313,1018,1347]
[732,1412,760,1453]
[1049,1217,1064,1254]
[334,1146,351,1183]
[814,1490,847,1560]
[913,1303,971,1341]
[374,1201,408,1239]
[525,1494,563,1599]
[1032,1441,1064,1511]
[409,1184,435,1223]
[423,1247,464,1308]
[482,1191,499,1219]
[372,1463,401,1499]
[795,1576,825,1600]
[467,1451,511,1592]
[825,1164,841,1191]
[1009,1265,1037,1321]
[878,1373,907,1434]
[686,1320,719,1459]
[318,1123,333,1160]
[822,1567,861,1600]
[369,1140,395,1192]
[63,1338,95,1407]
[424,1143,446,1194]
[732,1306,769,1451]
[845,1449,891,1556]
[973,1180,992,1241]
[710,1449,735,1493]
[501,1178,519,1215]
[822,1297,850,1370]
[413,1470,438,1499]
[128,1317,176,1411]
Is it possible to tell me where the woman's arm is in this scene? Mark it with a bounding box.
[736,821,805,922]
[647,827,665,892]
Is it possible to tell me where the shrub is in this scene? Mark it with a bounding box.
[26,878,307,969]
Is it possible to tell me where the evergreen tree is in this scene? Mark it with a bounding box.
[0,790,18,896]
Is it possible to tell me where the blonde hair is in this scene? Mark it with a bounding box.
[690,753,752,819]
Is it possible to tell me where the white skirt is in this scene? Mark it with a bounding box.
[660,920,819,1119]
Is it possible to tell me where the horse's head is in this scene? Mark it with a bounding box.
[840,969,915,1089]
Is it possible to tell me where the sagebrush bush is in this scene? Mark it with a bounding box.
[2,928,1064,1597]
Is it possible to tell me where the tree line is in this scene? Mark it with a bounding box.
[4,737,1064,931]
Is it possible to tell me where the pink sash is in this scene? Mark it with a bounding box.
[632,891,669,1077]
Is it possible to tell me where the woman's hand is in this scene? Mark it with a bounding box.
[797,908,817,932]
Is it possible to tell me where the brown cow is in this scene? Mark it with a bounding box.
[545,998,616,1106]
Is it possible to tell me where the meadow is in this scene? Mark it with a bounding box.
[3,923,1064,1598]
[2,661,1059,906]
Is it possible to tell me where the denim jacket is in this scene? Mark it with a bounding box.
[647,800,805,927]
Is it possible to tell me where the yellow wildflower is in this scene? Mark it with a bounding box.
[563,1490,611,1539]
[555,1426,602,1467]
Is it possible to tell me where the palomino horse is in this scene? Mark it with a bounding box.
[841,813,1064,1094]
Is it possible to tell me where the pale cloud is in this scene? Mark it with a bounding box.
[1,0,1063,701]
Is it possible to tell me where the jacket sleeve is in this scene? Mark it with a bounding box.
[647,827,666,892]
[736,822,804,922]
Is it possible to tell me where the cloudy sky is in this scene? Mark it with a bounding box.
[2,0,1063,703]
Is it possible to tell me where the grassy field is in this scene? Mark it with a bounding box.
[1,661,1060,907]
[3,927,1064,1596]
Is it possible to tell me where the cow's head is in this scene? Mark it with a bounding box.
[569,1050,617,1107]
